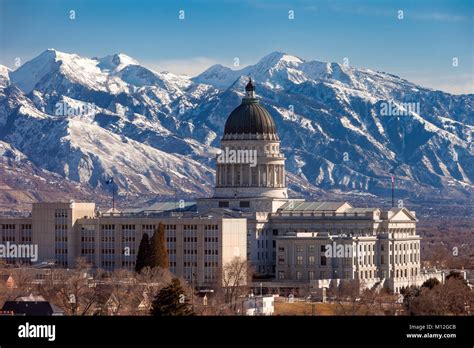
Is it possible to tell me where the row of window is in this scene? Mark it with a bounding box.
[395,268,419,278]
[54,210,68,218]
[204,250,218,255]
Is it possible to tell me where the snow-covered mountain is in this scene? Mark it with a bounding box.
[1,49,472,209]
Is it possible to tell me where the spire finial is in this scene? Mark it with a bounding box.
[245,76,255,92]
[244,77,256,101]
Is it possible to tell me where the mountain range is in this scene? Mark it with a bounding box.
[0,49,472,211]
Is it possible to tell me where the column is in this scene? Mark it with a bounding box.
[264,164,268,187]
[231,164,235,186]
[249,165,252,186]
[223,165,227,186]
[258,165,261,187]
[240,164,243,186]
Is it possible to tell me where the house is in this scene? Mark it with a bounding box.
[0,274,16,288]
[1,294,64,316]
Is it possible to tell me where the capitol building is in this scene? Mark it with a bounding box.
[0,80,435,293]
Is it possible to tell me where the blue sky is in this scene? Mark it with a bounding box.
[0,0,472,94]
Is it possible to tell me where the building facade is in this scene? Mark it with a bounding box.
[0,202,247,287]
[0,81,429,293]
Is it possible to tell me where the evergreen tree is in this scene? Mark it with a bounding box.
[421,278,440,290]
[150,278,193,316]
[150,222,169,269]
[135,233,151,273]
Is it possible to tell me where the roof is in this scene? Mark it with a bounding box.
[197,208,245,218]
[223,83,277,137]
[277,201,351,212]
[0,274,13,282]
[344,207,379,213]
[121,201,197,214]
[386,207,417,221]
[100,204,245,220]
[17,294,46,302]
[1,301,63,316]
[224,102,277,136]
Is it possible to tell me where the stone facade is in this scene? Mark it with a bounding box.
[0,203,247,287]
[0,82,430,293]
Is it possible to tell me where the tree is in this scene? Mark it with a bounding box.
[221,257,251,312]
[401,276,472,316]
[39,257,100,315]
[150,278,193,316]
[95,269,140,316]
[150,223,168,269]
[421,278,440,290]
[446,270,468,285]
[400,285,421,315]
[135,233,151,273]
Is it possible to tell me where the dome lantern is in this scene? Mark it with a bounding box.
[244,77,256,100]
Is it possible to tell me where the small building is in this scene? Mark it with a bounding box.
[0,274,16,288]
[243,295,275,316]
[1,294,64,316]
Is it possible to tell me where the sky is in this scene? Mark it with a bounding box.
[0,0,472,94]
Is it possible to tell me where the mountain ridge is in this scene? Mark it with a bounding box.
[0,49,472,210]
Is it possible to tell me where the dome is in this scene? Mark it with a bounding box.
[223,79,278,139]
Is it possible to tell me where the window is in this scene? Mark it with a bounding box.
[381,255,385,265]
[308,255,315,265]
[272,229,278,236]
[278,256,285,265]
[296,271,302,280]
[296,255,303,265]
[278,246,285,252]
[278,271,285,280]
[296,245,304,252]
[239,201,250,208]
[309,271,314,280]
[320,271,326,279]
[218,201,229,208]
[308,245,315,252]
[320,256,327,266]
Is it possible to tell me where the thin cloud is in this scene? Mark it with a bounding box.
[143,57,220,77]
[409,73,473,95]
[412,12,467,22]
[326,2,468,22]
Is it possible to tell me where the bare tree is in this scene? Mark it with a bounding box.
[220,257,251,313]
[0,263,36,307]
[39,257,100,315]
[95,269,141,315]
[410,277,472,315]
[330,280,362,315]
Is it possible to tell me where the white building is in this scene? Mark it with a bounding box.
[0,80,431,293]
[243,295,275,316]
